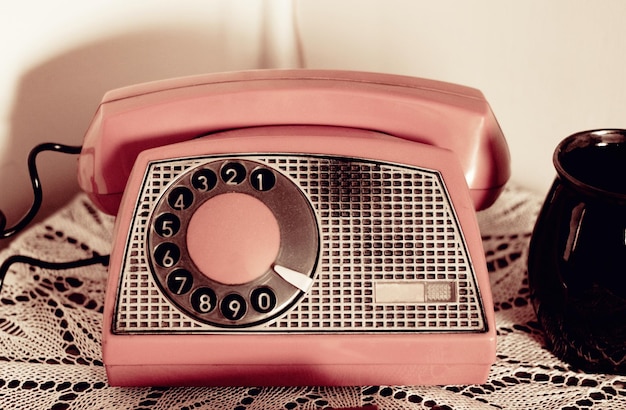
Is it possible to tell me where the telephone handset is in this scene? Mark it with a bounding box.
[77,69,510,386]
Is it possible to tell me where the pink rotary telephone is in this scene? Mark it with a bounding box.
[77,69,510,386]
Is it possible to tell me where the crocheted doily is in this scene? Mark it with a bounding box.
[0,185,624,409]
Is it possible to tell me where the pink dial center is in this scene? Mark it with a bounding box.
[186,193,280,285]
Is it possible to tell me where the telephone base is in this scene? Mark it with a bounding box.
[102,331,495,387]
[106,363,492,387]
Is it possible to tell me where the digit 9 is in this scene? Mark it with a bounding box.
[220,294,247,321]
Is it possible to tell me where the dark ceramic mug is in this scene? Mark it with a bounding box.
[528,129,626,374]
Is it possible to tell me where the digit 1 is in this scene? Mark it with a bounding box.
[251,168,276,192]
[255,172,264,191]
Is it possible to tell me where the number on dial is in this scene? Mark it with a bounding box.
[221,293,247,321]
[167,186,193,210]
[154,213,180,238]
[154,243,180,268]
[250,168,276,191]
[191,288,217,314]
[192,168,217,192]
[251,287,277,313]
[220,162,246,185]
[167,269,193,295]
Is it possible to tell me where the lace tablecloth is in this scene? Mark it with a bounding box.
[0,185,625,410]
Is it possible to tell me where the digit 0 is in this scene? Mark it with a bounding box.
[251,287,277,313]
[154,213,180,238]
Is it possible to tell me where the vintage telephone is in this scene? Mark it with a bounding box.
[23,69,512,386]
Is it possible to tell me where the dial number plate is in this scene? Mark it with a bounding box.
[148,159,319,328]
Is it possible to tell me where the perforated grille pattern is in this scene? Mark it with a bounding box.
[113,155,486,333]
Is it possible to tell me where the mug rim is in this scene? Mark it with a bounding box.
[554,129,626,203]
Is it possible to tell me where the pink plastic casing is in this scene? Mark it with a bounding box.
[77,69,510,215]
[102,126,497,387]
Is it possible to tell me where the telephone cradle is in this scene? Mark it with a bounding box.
[75,69,510,386]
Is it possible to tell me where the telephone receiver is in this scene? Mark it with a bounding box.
[76,69,510,386]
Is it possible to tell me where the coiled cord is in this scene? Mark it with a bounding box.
[0,143,110,293]
[0,143,82,239]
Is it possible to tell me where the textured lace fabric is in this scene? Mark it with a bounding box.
[0,185,625,409]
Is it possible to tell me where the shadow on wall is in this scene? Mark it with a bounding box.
[1,27,263,235]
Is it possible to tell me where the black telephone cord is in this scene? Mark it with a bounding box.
[0,143,83,239]
[0,253,110,293]
[0,143,110,294]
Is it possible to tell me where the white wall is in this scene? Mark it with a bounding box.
[295,0,626,193]
[1,0,625,231]
[0,1,270,227]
